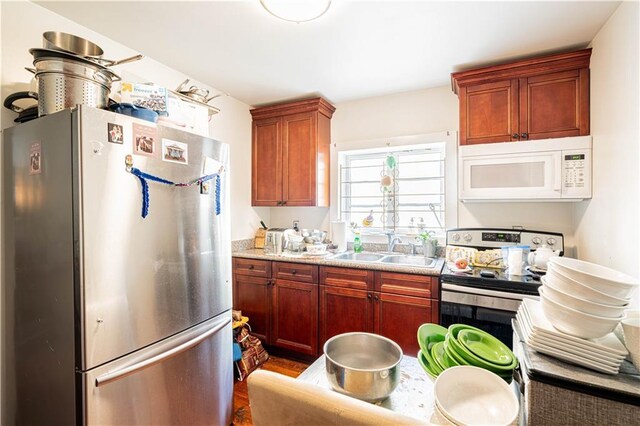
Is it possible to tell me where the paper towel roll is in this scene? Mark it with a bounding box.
[331,221,347,252]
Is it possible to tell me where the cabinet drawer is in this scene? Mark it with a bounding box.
[273,262,318,283]
[375,272,437,298]
[319,267,373,291]
[233,258,271,278]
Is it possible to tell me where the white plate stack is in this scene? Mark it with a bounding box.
[517,299,629,374]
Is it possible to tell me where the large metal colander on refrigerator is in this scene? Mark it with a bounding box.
[29,48,121,116]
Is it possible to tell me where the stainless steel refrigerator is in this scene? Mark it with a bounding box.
[2,106,233,425]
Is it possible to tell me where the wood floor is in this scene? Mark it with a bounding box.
[233,355,311,426]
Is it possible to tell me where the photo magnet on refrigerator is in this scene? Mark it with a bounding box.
[29,142,42,175]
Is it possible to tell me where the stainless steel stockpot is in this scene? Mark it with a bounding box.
[323,332,403,402]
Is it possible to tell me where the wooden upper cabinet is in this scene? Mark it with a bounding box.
[519,69,590,140]
[460,80,519,145]
[282,112,317,206]
[252,117,282,206]
[251,98,335,207]
[452,49,591,145]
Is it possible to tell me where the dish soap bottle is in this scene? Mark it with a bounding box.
[353,231,363,253]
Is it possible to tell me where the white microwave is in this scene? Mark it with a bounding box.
[459,136,592,202]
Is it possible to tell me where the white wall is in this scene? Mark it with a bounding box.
[271,85,579,253]
[573,2,640,298]
[0,1,265,242]
[270,86,459,232]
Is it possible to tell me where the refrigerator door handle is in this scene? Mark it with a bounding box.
[95,317,231,387]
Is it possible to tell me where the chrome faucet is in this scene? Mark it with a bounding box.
[408,242,417,255]
[385,232,402,253]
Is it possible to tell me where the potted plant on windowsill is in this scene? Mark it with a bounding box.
[417,231,437,258]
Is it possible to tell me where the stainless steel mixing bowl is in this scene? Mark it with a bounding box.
[323,332,403,402]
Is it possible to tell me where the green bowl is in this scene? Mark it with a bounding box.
[443,339,471,366]
[417,350,439,380]
[417,324,447,374]
[431,341,460,370]
[447,326,518,372]
[458,328,515,366]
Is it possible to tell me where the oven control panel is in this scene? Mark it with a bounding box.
[446,228,564,252]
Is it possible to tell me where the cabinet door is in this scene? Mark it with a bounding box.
[233,274,271,343]
[319,286,373,348]
[374,293,436,355]
[252,117,282,206]
[281,112,317,206]
[271,279,318,355]
[460,80,519,145]
[519,69,589,140]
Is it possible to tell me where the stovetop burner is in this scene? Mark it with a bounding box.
[441,227,562,296]
[441,263,543,295]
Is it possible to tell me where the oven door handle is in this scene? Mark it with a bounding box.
[442,283,539,301]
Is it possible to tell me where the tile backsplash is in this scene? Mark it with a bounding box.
[232,238,254,251]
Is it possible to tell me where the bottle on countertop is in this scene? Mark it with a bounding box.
[353,231,363,253]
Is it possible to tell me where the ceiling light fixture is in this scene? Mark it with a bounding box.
[260,0,331,23]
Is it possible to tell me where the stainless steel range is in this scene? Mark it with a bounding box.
[440,228,564,348]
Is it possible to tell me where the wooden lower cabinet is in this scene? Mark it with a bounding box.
[233,273,271,343]
[319,286,373,346]
[271,278,318,356]
[234,259,440,357]
[374,292,438,355]
[319,267,440,355]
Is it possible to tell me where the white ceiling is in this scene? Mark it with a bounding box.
[37,1,619,107]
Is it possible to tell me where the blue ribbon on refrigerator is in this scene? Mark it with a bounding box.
[126,157,222,218]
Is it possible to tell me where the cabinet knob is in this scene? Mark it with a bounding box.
[248,265,254,270]
[367,293,372,299]
[374,294,379,301]
[276,201,282,206]
[512,133,520,139]
[291,269,297,275]
[282,201,287,206]
[520,133,529,139]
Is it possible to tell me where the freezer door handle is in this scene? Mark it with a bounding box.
[95,317,231,387]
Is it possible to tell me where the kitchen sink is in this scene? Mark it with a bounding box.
[331,252,386,262]
[380,255,437,268]
[330,252,437,267]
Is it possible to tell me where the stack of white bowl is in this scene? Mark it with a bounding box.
[541,257,637,339]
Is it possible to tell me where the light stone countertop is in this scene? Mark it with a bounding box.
[232,249,444,276]
[297,355,451,424]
